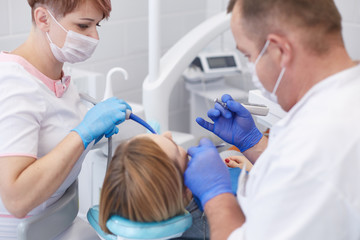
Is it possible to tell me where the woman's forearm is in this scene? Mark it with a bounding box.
[0,132,84,217]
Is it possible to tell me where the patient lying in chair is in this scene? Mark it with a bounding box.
[98,132,252,239]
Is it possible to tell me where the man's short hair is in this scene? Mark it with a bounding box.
[228,0,343,55]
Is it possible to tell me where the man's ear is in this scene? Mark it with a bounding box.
[34,7,51,32]
[267,33,293,68]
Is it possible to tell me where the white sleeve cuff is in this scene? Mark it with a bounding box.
[228,224,246,240]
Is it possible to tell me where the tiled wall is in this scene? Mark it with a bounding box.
[0,0,32,51]
[1,0,359,133]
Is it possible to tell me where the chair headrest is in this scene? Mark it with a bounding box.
[87,205,192,240]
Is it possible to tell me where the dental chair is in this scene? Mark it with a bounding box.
[87,205,192,240]
[17,180,79,240]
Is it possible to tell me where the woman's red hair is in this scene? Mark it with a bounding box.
[28,0,111,20]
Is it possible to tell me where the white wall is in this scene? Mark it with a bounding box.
[334,0,360,60]
[0,0,209,95]
[1,0,359,133]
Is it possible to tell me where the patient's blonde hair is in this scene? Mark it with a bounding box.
[99,137,187,234]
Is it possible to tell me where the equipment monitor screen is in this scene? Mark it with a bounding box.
[207,56,236,69]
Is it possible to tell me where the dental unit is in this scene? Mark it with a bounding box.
[88,8,263,240]
[79,67,157,169]
[82,71,192,240]
[80,92,157,168]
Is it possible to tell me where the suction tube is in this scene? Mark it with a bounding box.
[126,109,157,134]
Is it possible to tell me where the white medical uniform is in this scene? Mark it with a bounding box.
[0,52,91,239]
[229,65,360,239]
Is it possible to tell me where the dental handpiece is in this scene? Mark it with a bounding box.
[79,93,157,134]
[79,93,158,168]
[215,142,226,148]
[214,98,269,116]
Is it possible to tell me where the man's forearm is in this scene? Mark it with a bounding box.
[204,193,245,240]
[243,135,268,164]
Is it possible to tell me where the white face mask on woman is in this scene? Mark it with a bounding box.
[46,10,99,64]
[248,40,286,103]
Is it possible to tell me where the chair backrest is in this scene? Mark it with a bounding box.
[87,205,193,240]
[17,180,79,240]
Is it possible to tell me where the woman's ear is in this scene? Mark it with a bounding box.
[268,34,293,68]
[33,7,51,32]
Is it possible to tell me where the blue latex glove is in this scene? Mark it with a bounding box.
[185,138,233,209]
[196,94,262,152]
[72,97,131,149]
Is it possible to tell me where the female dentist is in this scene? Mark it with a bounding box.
[0,0,130,238]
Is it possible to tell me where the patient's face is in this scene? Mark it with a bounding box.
[137,132,188,173]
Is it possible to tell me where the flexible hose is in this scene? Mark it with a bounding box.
[128,112,157,134]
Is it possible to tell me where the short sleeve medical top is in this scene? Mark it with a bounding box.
[0,52,90,216]
[228,65,360,239]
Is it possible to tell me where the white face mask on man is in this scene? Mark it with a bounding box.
[46,10,99,64]
[248,40,286,103]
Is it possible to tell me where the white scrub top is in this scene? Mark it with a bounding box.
[229,65,360,239]
[0,52,91,238]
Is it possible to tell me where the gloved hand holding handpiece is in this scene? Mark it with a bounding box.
[196,94,262,152]
[185,138,233,209]
[72,97,132,149]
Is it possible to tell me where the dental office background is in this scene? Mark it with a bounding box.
[1,0,359,133]
[1,0,360,217]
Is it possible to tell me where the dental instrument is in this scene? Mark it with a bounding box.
[79,92,98,105]
[214,98,269,116]
[215,142,227,149]
[79,93,157,134]
[79,93,157,168]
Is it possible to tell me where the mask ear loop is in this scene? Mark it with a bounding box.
[45,32,54,44]
[47,10,68,33]
[46,10,69,49]
[272,67,286,95]
[254,40,270,65]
